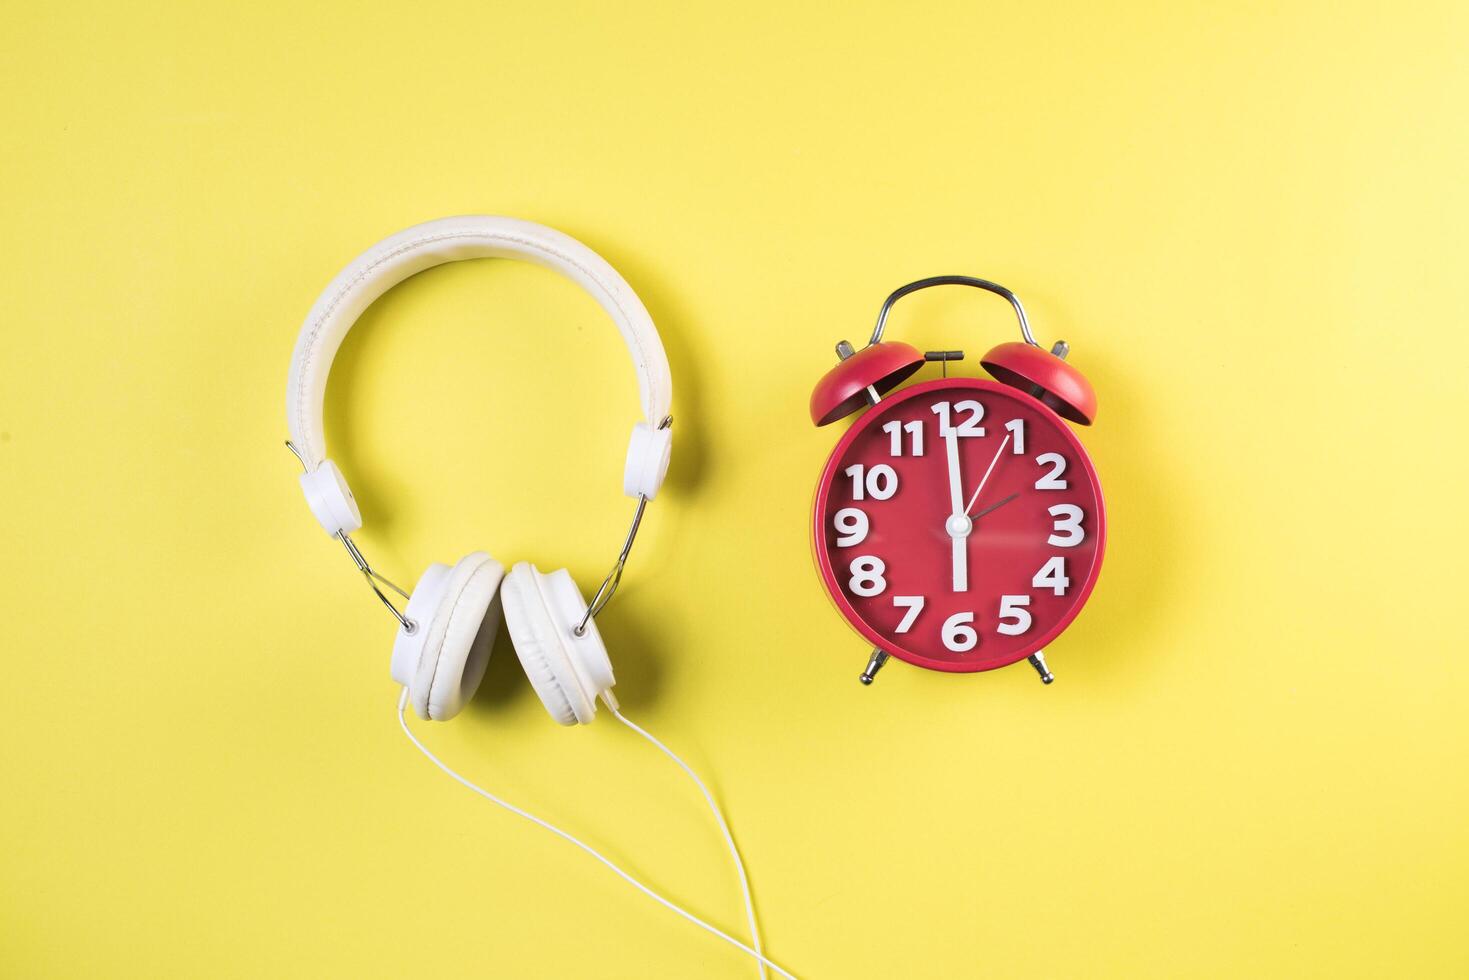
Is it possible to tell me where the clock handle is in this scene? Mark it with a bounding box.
[868,276,1041,349]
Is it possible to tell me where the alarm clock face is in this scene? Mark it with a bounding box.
[812,378,1105,672]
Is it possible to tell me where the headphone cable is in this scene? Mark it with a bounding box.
[395,690,796,979]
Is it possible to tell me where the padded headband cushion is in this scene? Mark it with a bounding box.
[285,215,672,471]
[410,552,505,722]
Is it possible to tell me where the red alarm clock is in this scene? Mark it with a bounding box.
[810,277,1105,686]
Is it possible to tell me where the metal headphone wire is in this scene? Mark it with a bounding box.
[395,690,795,979]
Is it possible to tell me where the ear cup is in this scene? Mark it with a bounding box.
[405,552,505,721]
[501,562,616,725]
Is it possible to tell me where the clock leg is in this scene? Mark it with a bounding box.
[860,649,890,685]
[1027,651,1055,684]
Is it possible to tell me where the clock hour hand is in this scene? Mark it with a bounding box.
[970,492,1018,521]
[942,428,968,592]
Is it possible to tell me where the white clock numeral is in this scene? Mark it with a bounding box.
[997,595,1032,636]
[931,399,986,437]
[881,419,925,457]
[1004,418,1026,455]
[832,507,869,548]
[848,556,887,597]
[941,611,979,652]
[1032,556,1070,595]
[1034,452,1069,490]
[1047,504,1085,547]
[892,595,925,633]
[843,463,899,501]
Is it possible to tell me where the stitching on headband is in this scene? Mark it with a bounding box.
[293,229,663,459]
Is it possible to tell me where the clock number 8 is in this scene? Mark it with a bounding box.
[848,556,887,597]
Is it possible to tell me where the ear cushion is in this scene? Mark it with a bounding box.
[410,552,505,721]
[501,563,580,725]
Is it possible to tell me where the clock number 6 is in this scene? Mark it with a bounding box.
[942,611,979,652]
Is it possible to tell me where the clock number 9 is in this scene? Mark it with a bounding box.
[832,507,869,547]
[848,556,887,597]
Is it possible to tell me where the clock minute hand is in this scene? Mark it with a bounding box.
[942,427,964,516]
[942,428,967,593]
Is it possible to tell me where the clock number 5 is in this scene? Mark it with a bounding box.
[997,595,1032,635]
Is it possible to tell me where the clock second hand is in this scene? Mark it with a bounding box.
[963,433,1012,516]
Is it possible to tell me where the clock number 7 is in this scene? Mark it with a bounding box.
[892,595,925,633]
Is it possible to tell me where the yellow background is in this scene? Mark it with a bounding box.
[3,2,1466,977]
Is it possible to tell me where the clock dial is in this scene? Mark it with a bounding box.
[812,378,1105,672]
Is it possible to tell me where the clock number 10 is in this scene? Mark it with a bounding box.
[844,463,898,501]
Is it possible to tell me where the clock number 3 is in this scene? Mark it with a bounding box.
[1047,504,1085,546]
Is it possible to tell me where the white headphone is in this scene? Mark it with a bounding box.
[285,215,674,724]
[284,216,795,979]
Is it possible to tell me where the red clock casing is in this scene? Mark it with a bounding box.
[812,377,1105,673]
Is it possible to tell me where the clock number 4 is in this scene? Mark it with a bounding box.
[1033,556,1070,595]
[844,463,898,501]
[881,420,924,457]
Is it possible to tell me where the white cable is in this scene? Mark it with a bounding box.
[395,690,797,980]
[608,705,767,980]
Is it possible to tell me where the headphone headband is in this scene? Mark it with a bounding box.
[286,216,674,534]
